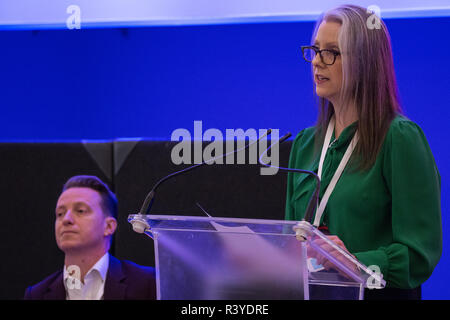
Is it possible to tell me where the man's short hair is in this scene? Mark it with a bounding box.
[62,175,118,219]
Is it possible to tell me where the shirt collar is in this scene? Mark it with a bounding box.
[332,120,358,148]
[89,252,109,282]
[63,252,110,283]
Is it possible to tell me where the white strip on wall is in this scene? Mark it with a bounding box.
[1,0,449,29]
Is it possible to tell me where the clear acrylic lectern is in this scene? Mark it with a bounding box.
[128,215,385,300]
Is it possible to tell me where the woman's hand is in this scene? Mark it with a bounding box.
[308,235,360,277]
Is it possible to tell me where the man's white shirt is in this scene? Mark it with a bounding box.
[63,253,109,300]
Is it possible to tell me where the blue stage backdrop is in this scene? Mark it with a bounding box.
[0,17,448,299]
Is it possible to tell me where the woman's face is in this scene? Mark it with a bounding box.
[312,21,343,104]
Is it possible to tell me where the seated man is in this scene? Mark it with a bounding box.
[24,175,156,300]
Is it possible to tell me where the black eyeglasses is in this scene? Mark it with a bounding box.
[301,46,341,66]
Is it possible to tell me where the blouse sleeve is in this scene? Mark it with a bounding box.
[354,119,442,289]
[285,130,305,221]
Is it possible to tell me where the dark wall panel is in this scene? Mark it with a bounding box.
[113,140,292,267]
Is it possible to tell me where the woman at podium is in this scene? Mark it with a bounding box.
[285,4,442,300]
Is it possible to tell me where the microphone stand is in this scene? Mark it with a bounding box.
[258,132,321,226]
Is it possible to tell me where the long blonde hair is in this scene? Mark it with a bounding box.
[312,4,402,170]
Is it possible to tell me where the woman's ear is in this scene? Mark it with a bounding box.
[104,216,117,237]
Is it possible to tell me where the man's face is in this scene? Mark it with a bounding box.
[55,187,115,254]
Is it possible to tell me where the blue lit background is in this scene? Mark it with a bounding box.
[0,3,448,299]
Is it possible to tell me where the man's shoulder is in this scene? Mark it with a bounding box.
[24,270,63,299]
[119,259,155,276]
[110,255,155,279]
[108,255,157,300]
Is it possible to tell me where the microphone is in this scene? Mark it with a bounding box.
[258,132,321,225]
[138,129,273,216]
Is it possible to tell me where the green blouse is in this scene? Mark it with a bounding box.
[285,115,442,289]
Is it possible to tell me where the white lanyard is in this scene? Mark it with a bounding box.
[313,116,359,227]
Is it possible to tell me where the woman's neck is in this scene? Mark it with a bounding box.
[332,102,358,139]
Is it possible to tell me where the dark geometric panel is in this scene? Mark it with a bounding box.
[113,139,293,267]
[0,142,112,299]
